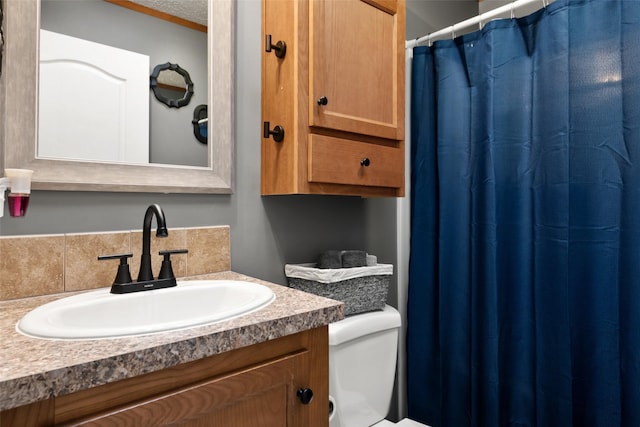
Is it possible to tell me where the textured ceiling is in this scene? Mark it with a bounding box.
[128,0,208,26]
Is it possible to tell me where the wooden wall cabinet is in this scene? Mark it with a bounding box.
[261,0,405,197]
[0,327,328,427]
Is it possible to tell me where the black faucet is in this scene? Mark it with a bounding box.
[137,204,168,282]
[98,204,188,294]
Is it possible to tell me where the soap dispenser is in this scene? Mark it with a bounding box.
[0,169,34,217]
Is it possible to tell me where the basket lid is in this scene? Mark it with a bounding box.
[285,263,393,284]
[329,305,401,346]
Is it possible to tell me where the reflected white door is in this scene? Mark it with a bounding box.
[38,29,149,163]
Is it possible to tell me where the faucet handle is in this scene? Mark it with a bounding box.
[98,253,133,285]
[158,249,188,281]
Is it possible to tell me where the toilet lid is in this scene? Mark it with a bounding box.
[329,305,401,346]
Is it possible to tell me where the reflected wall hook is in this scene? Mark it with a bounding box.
[265,34,287,59]
[263,121,285,142]
[191,104,208,145]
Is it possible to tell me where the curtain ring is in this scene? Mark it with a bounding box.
[541,0,548,7]
[427,34,433,47]
[510,1,516,19]
[479,16,484,30]
[451,24,456,39]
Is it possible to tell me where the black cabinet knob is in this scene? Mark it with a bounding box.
[317,96,328,106]
[297,388,314,404]
[360,158,371,167]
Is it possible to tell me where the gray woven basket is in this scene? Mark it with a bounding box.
[285,263,392,316]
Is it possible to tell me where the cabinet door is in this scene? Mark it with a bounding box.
[67,352,313,426]
[309,0,404,140]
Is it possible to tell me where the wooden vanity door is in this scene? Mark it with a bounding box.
[70,351,312,426]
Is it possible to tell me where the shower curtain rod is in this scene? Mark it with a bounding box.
[405,0,548,49]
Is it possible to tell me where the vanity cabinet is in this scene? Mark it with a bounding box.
[0,327,328,426]
[261,0,405,197]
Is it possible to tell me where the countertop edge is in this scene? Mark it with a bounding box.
[0,271,344,411]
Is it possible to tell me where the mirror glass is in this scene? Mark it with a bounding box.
[1,0,233,193]
[39,0,207,166]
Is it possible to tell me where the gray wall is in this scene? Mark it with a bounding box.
[407,0,476,39]
[479,0,546,16]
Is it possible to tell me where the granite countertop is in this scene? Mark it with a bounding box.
[0,271,344,412]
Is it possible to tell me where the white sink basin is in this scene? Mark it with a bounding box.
[17,280,275,340]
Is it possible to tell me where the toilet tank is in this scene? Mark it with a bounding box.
[329,305,402,427]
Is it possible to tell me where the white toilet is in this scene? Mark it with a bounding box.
[328,305,430,427]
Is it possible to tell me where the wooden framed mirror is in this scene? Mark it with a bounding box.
[0,0,234,194]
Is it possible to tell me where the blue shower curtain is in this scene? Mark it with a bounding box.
[407,0,640,426]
